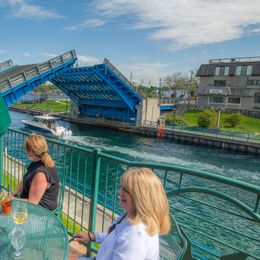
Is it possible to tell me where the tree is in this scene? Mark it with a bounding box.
[163,70,199,98]
[165,114,186,125]
[32,83,57,93]
[163,73,188,97]
[224,113,243,127]
[132,82,159,97]
[189,69,199,96]
[197,109,217,128]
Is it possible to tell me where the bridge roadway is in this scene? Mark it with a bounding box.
[0,50,77,107]
[0,65,35,82]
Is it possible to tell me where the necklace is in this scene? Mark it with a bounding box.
[108,213,127,234]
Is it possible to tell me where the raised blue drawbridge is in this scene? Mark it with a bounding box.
[0,50,77,107]
[0,51,142,123]
[50,58,142,122]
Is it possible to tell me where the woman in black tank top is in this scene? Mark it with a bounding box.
[13,134,59,211]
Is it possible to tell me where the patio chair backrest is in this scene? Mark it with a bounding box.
[159,214,193,260]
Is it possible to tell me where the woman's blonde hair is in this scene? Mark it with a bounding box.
[120,168,170,236]
[25,134,55,168]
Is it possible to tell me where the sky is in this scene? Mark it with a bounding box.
[0,0,260,86]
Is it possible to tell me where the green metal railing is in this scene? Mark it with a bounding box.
[1,128,259,259]
[144,120,260,143]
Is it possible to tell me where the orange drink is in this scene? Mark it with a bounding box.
[1,195,12,215]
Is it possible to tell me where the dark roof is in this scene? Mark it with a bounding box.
[197,61,260,77]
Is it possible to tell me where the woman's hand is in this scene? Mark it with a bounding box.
[74,231,95,243]
[13,181,23,197]
[74,232,90,243]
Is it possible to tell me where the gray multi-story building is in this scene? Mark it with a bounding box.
[196,57,260,112]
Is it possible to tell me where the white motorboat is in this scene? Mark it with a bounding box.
[22,115,72,137]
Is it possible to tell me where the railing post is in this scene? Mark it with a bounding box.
[254,194,260,213]
[88,148,101,256]
[0,93,11,189]
[178,173,183,188]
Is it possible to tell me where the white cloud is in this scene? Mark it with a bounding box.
[251,28,260,33]
[39,52,58,58]
[20,52,58,58]
[1,0,63,19]
[80,0,260,50]
[65,18,108,31]
[22,52,32,57]
[78,55,100,66]
[0,49,7,54]
[19,52,58,61]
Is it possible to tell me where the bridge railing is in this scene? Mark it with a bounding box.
[143,120,260,143]
[160,97,175,104]
[103,58,142,97]
[1,128,259,259]
[0,50,77,93]
[0,60,14,73]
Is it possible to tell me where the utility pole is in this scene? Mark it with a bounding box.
[188,70,193,109]
[158,78,162,99]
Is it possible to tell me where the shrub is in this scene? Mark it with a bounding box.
[197,109,217,128]
[224,113,243,127]
[165,114,186,125]
[174,115,187,125]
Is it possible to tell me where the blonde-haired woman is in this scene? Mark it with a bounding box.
[73,168,170,260]
[13,134,59,211]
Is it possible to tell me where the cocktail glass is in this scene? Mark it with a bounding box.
[1,195,12,215]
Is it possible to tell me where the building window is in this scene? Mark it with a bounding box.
[246,65,252,75]
[228,97,241,104]
[215,67,220,76]
[255,93,260,103]
[235,66,241,75]
[215,66,229,76]
[224,66,229,76]
[247,79,260,85]
[209,96,224,103]
[214,80,226,86]
[235,65,253,76]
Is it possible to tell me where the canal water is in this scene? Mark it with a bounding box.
[10,111,260,185]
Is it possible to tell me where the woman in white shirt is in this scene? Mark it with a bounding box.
[73,168,171,260]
